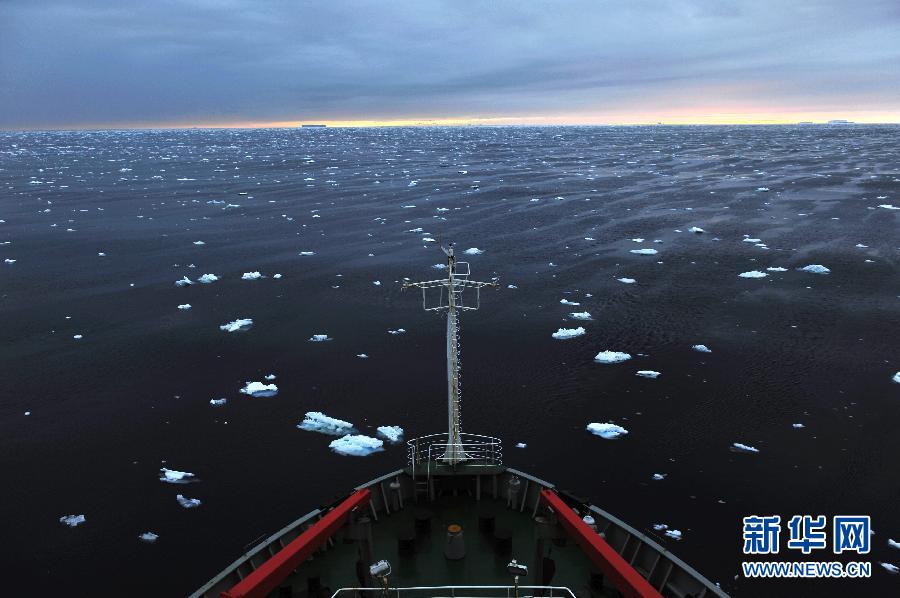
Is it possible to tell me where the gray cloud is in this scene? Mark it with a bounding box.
[1,0,898,128]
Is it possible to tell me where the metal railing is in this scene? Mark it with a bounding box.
[331,585,576,598]
[407,433,502,477]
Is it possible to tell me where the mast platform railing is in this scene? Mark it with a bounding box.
[407,433,502,477]
[331,585,576,598]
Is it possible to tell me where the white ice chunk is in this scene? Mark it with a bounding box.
[241,271,263,280]
[688,227,705,233]
[209,398,227,406]
[617,277,636,284]
[298,412,354,435]
[665,529,683,540]
[743,238,762,243]
[880,562,898,573]
[60,514,86,527]
[273,273,282,279]
[309,334,332,341]
[299,251,316,256]
[138,532,159,543]
[357,353,369,359]
[329,434,384,457]
[73,334,83,340]
[629,248,658,255]
[569,312,592,320]
[177,304,191,310]
[630,238,644,243]
[176,494,202,509]
[888,539,900,550]
[636,370,661,379]
[739,271,767,278]
[692,344,712,353]
[800,264,830,274]
[464,247,484,255]
[515,442,527,448]
[220,318,253,332]
[175,276,193,287]
[560,298,580,306]
[586,422,629,439]
[652,473,667,481]
[373,281,381,286]
[159,468,196,483]
[388,328,406,335]
[193,241,205,245]
[892,372,900,384]
[4,258,16,264]
[552,327,585,340]
[792,423,805,429]
[377,425,404,443]
[594,351,631,364]
[732,443,759,453]
[198,273,219,283]
[240,381,278,397]
[877,204,899,210]
[766,267,788,272]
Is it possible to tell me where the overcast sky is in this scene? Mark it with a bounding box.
[1,0,898,129]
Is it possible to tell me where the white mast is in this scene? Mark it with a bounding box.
[403,244,498,464]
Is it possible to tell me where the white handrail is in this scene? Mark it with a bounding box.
[331,585,576,598]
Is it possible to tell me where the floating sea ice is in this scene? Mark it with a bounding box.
[880,562,899,574]
[299,251,316,256]
[766,267,788,272]
[742,238,762,243]
[630,248,658,255]
[586,423,629,439]
[197,273,219,283]
[220,318,253,332]
[739,271,767,278]
[299,411,354,435]
[464,248,484,255]
[636,370,661,379]
[193,241,205,245]
[373,281,381,286]
[357,353,369,359]
[240,381,278,397]
[892,372,900,384]
[176,495,202,509]
[800,264,830,274]
[241,271,263,280]
[422,237,436,243]
[329,434,384,457]
[630,238,644,243]
[756,187,769,192]
[516,442,527,448]
[60,514,86,527]
[273,273,282,279]
[209,398,227,406]
[177,304,191,310]
[159,468,196,483]
[732,443,759,454]
[5,258,16,264]
[138,532,159,543]
[617,277,636,284]
[432,263,448,270]
[877,204,899,210]
[594,351,631,364]
[569,312,592,320]
[377,425,404,443]
[73,334,83,340]
[692,344,712,353]
[560,298,580,306]
[388,328,406,335]
[792,423,805,428]
[309,334,332,341]
[889,539,900,550]
[584,237,595,241]
[507,284,518,289]
[552,327,585,340]
[652,473,667,481]
[175,276,193,287]
[688,227,705,233]
[855,244,869,248]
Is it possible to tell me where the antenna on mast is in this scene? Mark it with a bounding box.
[403,244,499,464]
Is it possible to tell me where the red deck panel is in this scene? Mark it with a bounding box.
[221,488,372,598]
[540,489,663,598]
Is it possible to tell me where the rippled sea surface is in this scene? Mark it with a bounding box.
[1,126,899,596]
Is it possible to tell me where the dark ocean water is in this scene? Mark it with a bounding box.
[1,126,898,597]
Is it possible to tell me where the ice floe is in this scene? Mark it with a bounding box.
[309,334,332,341]
[198,273,219,283]
[59,514,86,527]
[892,372,900,384]
[652,473,667,481]
[594,351,631,364]
[791,423,806,429]
[688,227,705,233]
[586,423,629,439]
[209,398,227,406]
[241,271,263,280]
[299,251,316,256]
[357,353,369,359]
[653,524,683,540]
[756,187,770,192]
[766,267,788,272]
[629,248,658,255]
[800,264,830,274]
[560,298,580,306]
[636,370,661,379]
[4,258,15,264]
[880,562,898,574]
[569,312,592,320]
[159,468,196,483]
[739,271,767,278]
[220,318,253,332]
[516,442,527,448]
[889,538,900,550]
[877,204,899,210]
[298,412,354,435]
[240,381,278,397]
[177,304,191,310]
[388,328,406,335]
[463,248,484,255]
[73,334,83,340]
[175,276,193,287]
[692,344,712,353]
[193,241,205,245]
[273,273,282,279]
[329,434,384,457]
[732,443,759,454]
[176,494,202,508]
[138,532,159,543]
[552,327,585,340]
[377,425,404,443]
[617,277,636,284]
